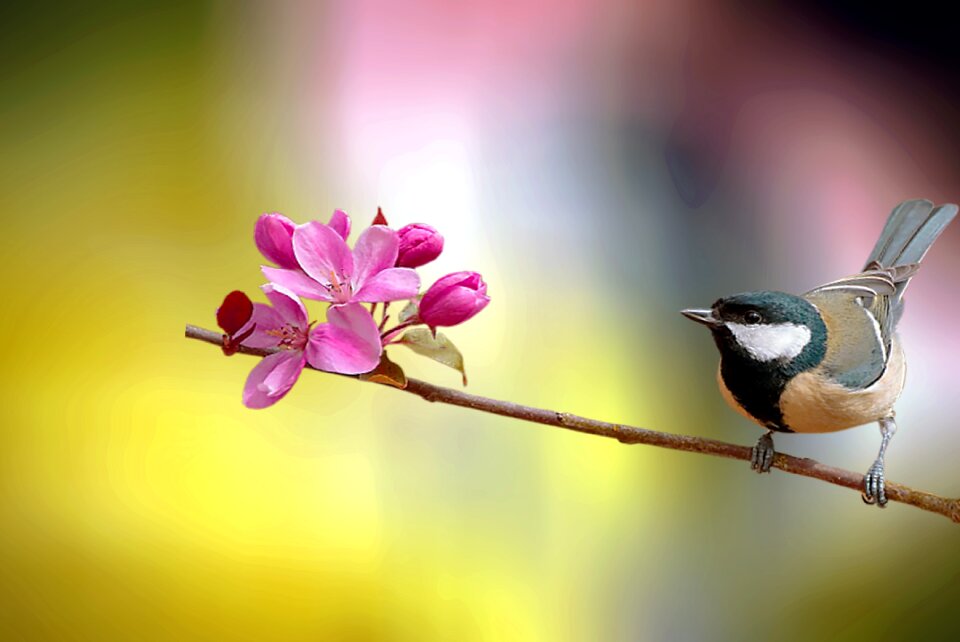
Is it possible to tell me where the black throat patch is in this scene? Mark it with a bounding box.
[712,319,827,432]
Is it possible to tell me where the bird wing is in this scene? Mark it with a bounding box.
[796,199,957,390]
[805,265,917,355]
[804,266,913,299]
[803,288,889,390]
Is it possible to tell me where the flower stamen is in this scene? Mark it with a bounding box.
[266,325,308,351]
[325,270,353,303]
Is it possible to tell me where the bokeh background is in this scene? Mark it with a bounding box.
[3,1,960,639]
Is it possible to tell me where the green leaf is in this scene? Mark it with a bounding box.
[398,300,419,323]
[359,352,408,389]
[398,328,468,386]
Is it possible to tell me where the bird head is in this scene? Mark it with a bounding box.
[682,291,827,368]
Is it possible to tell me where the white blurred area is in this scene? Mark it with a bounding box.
[375,138,485,263]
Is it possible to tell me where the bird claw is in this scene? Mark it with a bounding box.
[750,432,775,473]
[862,459,887,507]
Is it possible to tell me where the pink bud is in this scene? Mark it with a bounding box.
[418,271,490,328]
[396,223,444,268]
[254,213,298,269]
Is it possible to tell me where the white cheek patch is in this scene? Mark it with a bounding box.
[727,322,812,362]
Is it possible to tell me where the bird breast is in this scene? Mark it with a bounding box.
[778,337,906,433]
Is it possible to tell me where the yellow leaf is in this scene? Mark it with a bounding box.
[398,328,468,386]
[359,353,408,389]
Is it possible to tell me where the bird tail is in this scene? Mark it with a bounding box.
[864,199,958,302]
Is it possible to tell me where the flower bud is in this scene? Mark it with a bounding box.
[396,223,444,268]
[216,290,255,355]
[418,271,489,328]
[371,206,389,226]
[254,213,298,269]
[217,290,253,336]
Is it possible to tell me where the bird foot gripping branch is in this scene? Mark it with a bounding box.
[214,208,490,408]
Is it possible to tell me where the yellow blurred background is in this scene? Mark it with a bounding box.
[3,1,960,640]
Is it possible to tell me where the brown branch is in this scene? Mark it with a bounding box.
[185,324,960,524]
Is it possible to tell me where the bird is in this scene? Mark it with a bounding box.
[682,199,957,507]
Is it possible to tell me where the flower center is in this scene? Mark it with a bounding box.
[325,270,353,304]
[267,324,309,351]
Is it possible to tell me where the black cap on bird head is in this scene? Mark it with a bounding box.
[682,291,827,368]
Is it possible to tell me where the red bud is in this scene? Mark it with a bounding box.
[217,290,254,336]
[372,206,389,226]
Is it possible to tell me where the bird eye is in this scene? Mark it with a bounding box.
[745,311,762,325]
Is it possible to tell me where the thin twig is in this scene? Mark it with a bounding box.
[378,302,391,332]
[185,324,960,524]
[380,319,417,343]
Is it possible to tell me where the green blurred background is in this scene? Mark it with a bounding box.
[3,1,960,640]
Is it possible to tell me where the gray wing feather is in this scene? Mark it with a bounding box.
[864,199,933,269]
[802,200,956,390]
[864,201,957,297]
[805,267,909,298]
[862,200,957,330]
[885,203,958,268]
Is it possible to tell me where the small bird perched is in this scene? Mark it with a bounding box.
[682,199,957,506]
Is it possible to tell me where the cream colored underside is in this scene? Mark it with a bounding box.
[716,338,906,433]
[780,337,905,433]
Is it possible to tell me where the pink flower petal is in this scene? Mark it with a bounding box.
[254,213,299,269]
[422,271,485,299]
[353,267,420,303]
[261,266,333,302]
[396,223,444,268]
[418,271,490,327]
[306,303,382,374]
[420,286,490,327]
[293,221,354,287]
[241,303,285,349]
[327,209,351,240]
[242,351,306,409]
[261,283,308,328]
[351,225,400,292]
[328,302,382,349]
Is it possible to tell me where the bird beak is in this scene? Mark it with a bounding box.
[681,308,720,327]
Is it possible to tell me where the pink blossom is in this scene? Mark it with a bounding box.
[240,284,382,409]
[396,223,444,268]
[262,221,420,305]
[255,210,351,269]
[418,271,490,328]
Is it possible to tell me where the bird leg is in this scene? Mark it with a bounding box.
[862,415,897,507]
[750,430,775,473]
